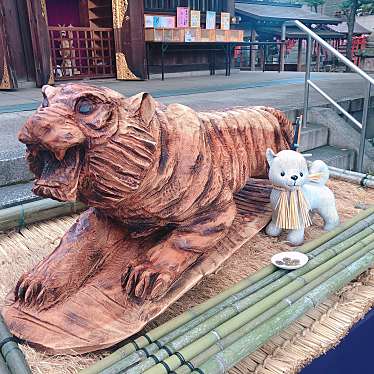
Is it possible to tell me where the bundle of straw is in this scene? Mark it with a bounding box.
[273,187,312,230]
[82,207,374,374]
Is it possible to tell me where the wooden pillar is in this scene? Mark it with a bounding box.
[112,0,146,80]
[226,0,235,16]
[250,28,256,71]
[316,43,321,72]
[297,38,303,72]
[25,0,54,87]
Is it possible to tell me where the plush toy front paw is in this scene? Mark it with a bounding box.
[122,261,174,301]
[287,229,305,246]
[266,221,282,237]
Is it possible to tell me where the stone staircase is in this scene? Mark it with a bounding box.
[299,122,356,170]
[0,110,358,210]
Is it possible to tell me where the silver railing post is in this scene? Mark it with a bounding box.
[302,35,312,128]
[280,22,286,72]
[357,81,371,172]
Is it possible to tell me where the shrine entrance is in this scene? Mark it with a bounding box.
[46,0,115,80]
[24,0,145,87]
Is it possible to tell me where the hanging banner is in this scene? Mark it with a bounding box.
[177,7,189,28]
[206,11,216,30]
[190,10,201,28]
[221,12,230,30]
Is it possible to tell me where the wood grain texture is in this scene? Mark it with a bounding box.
[3,83,293,354]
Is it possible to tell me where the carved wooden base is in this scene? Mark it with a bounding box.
[2,179,272,354]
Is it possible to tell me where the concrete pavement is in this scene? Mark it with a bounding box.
[0,71,372,113]
[0,71,373,206]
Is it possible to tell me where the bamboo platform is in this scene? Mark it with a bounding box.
[0,179,373,373]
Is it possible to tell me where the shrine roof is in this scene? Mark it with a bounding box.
[235,1,341,24]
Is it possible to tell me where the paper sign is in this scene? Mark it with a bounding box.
[163,16,175,28]
[221,12,230,30]
[153,15,175,29]
[185,30,193,42]
[190,10,201,28]
[177,7,189,28]
[153,16,161,28]
[206,11,216,30]
[145,15,154,28]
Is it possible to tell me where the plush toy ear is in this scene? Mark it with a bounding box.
[128,92,156,126]
[266,148,277,165]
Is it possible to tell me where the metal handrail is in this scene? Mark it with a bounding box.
[284,20,372,172]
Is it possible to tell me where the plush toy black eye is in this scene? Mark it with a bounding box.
[77,100,93,115]
[281,171,285,177]
[300,172,304,177]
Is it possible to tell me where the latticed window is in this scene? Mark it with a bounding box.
[144,0,227,12]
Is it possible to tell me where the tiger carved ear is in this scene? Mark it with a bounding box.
[128,92,156,126]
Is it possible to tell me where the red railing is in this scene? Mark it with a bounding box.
[48,26,115,80]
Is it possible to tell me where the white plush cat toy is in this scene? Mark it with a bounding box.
[265,149,339,245]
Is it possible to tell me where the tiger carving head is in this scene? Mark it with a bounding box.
[18,83,158,204]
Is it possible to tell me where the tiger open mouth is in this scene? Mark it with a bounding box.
[26,145,84,202]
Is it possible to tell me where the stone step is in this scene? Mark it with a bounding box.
[299,123,329,152]
[304,145,356,170]
[0,149,33,187]
[0,110,34,187]
[0,181,40,210]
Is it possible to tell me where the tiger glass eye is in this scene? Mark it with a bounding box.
[78,101,93,115]
[281,171,285,177]
[300,172,304,177]
[42,97,49,108]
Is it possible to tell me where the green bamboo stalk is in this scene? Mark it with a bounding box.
[195,249,374,374]
[175,242,374,374]
[0,315,32,374]
[0,199,85,233]
[128,231,374,374]
[101,224,374,374]
[0,354,11,374]
[81,208,374,374]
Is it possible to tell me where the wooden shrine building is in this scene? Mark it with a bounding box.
[234,0,342,71]
[0,0,236,89]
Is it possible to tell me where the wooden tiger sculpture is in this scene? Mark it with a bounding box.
[13,83,293,308]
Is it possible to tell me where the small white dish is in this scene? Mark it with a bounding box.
[271,251,309,270]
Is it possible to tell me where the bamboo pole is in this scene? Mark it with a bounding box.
[329,169,374,188]
[126,230,374,374]
[328,165,374,180]
[306,162,374,188]
[100,222,374,374]
[175,241,374,373]
[0,315,32,374]
[194,249,374,374]
[0,199,86,233]
[0,354,11,374]
[82,208,374,374]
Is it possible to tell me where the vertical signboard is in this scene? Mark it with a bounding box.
[190,10,201,28]
[206,11,216,30]
[221,12,230,30]
[177,7,189,28]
